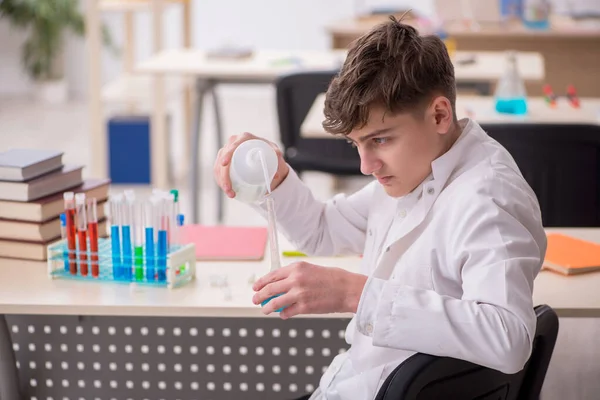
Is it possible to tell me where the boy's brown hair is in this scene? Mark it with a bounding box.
[323,15,456,135]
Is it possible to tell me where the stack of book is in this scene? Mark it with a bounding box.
[0,149,110,261]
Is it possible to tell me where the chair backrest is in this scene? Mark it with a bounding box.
[375,304,559,400]
[275,71,362,175]
[480,123,600,227]
[275,70,338,150]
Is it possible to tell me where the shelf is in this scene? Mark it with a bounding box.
[99,0,189,12]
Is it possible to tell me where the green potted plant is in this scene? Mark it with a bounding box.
[0,0,115,103]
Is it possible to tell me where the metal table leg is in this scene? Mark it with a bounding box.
[0,315,21,400]
[190,79,210,224]
[209,84,225,224]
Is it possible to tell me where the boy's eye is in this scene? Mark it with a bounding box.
[373,137,388,145]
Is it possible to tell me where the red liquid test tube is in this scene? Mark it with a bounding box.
[88,198,99,278]
[75,193,88,276]
[64,193,77,274]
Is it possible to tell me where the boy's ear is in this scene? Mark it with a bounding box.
[430,96,454,134]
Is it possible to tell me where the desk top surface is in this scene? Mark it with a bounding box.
[136,49,544,83]
[0,229,599,318]
[136,49,347,81]
[302,94,600,139]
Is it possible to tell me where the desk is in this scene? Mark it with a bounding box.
[136,49,544,223]
[0,229,598,316]
[327,15,600,97]
[0,251,355,400]
[301,94,600,139]
[1,228,600,399]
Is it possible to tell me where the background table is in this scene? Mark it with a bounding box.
[136,49,544,223]
[302,94,600,139]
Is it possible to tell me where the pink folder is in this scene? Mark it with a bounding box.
[179,225,268,261]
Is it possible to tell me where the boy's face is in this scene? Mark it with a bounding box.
[345,96,456,198]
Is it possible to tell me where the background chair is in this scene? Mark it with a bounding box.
[374,304,559,400]
[480,123,600,227]
[275,70,362,176]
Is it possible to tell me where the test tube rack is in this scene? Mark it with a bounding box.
[47,238,196,289]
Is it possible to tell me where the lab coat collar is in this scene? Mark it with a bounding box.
[375,118,480,269]
[430,118,474,189]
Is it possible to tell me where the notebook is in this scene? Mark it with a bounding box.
[0,148,63,181]
[179,225,268,261]
[543,233,600,275]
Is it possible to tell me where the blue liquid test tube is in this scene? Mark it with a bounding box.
[145,197,159,282]
[157,195,173,282]
[60,213,69,272]
[109,195,123,279]
[121,192,135,281]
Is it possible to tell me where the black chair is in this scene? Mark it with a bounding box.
[275,71,362,176]
[374,304,559,400]
[480,123,600,227]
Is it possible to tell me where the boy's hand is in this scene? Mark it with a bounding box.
[252,262,368,319]
[213,132,289,198]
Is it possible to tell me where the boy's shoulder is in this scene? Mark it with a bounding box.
[440,158,541,227]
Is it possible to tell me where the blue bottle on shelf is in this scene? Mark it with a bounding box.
[522,0,551,30]
[494,51,528,116]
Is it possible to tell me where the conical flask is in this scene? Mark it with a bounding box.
[494,51,528,115]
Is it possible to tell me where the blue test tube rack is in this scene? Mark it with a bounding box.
[46,237,196,289]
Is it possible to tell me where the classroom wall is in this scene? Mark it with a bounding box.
[0,21,32,96]
[0,0,437,99]
[3,0,593,99]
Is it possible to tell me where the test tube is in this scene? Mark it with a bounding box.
[87,198,99,278]
[121,192,135,281]
[145,197,158,282]
[110,195,123,279]
[60,213,69,272]
[63,192,77,275]
[167,193,177,250]
[170,189,183,249]
[75,193,88,276]
[156,196,171,282]
[133,201,145,281]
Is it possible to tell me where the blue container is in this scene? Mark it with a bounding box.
[500,0,523,18]
[495,97,528,115]
[108,116,153,184]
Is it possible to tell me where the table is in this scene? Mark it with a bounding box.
[0,228,597,317]
[327,14,600,97]
[0,249,355,400]
[301,94,600,139]
[1,228,600,400]
[136,49,544,224]
[137,49,346,224]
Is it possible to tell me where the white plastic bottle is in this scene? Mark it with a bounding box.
[229,139,279,203]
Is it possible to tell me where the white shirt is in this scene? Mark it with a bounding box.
[257,118,547,400]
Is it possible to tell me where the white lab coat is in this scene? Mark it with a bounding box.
[256,118,547,400]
